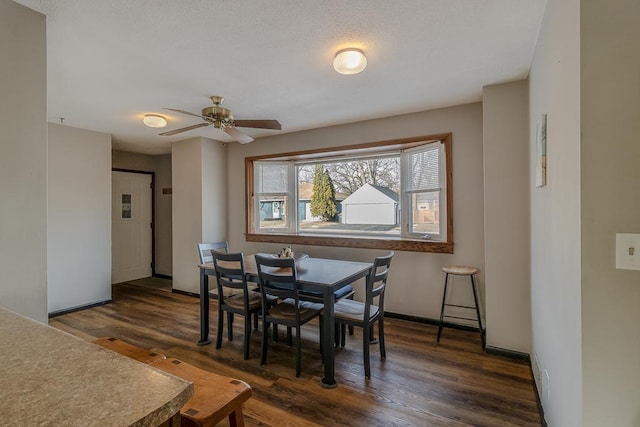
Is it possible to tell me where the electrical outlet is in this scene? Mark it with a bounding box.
[616,233,640,270]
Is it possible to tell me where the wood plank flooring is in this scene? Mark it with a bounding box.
[49,279,541,427]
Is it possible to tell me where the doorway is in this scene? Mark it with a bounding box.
[111,170,153,284]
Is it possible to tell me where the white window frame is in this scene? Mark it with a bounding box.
[253,161,295,234]
[400,142,446,241]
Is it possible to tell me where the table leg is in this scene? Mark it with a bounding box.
[198,269,211,345]
[321,291,337,389]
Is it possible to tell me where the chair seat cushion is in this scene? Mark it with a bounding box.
[334,299,379,323]
[209,287,242,299]
[334,285,355,300]
[252,288,278,303]
[269,299,323,322]
[224,291,262,310]
[300,285,354,303]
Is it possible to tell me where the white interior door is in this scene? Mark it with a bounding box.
[112,171,152,283]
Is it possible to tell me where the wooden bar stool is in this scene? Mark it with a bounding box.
[93,337,166,364]
[436,265,485,349]
[151,358,252,427]
[94,337,252,427]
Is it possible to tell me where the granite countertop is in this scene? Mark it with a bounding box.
[0,306,193,426]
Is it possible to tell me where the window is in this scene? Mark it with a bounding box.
[254,162,293,232]
[245,134,453,253]
[401,143,446,240]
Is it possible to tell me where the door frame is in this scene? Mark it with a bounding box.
[112,168,156,276]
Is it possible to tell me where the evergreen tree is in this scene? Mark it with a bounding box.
[310,165,338,221]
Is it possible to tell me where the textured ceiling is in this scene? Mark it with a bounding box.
[14,0,546,154]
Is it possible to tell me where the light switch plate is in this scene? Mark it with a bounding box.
[616,233,640,270]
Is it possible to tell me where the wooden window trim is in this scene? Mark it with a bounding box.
[245,133,454,253]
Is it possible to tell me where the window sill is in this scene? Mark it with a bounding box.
[245,233,454,253]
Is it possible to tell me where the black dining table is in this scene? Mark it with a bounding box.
[198,254,372,388]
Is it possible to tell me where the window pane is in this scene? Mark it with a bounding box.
[121,194,132,219]
[410,191,440,235]
[296,158,401,236]
[405,146,440,191]
[258,195,288,230]
[256,163,288,193]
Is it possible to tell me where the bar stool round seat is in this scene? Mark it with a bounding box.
[442,265,479,276]
[437,265,485,350]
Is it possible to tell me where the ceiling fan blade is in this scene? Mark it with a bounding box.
[159,122,209,136]
[233,119,282,130]
[224,126,254,144]
[163,108,206,119]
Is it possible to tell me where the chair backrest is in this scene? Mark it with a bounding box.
[211,251,249,306]
[197,241,229,264]
[364,251,394,317]
[254,254,300,308]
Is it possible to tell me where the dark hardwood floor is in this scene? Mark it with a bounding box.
[49,279,541,427]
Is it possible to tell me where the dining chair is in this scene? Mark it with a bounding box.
[334,251,394,378]
[298,285,358,347]
[255,254,324,377]
[211,251,262,360]
[197,241,229,264]
[198,241,262,330]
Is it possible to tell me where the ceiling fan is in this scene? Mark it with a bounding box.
[160,96,282,144]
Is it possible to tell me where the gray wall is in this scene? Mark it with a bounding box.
[530,1,640,424]
[482,80,531,354]
[48,124,112,313]
[529,0,583,424]
[0,1,47,322]
[581,0,640,425]
[112,150,173,276]
[171,137,227,294]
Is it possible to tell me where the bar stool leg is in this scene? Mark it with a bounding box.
[436,273,450,342]
[470,274,485,349]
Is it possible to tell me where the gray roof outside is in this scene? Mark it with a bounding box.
[370,184,399,202]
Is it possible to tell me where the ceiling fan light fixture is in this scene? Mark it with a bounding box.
[333,48,367,75]
[143,114,167,128]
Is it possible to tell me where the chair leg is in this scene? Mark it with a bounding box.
[379,317,386,360]
[347,294,355,336]
[363,322,371,378]
[295,325,302,377]
[261,321,269,366]
[320,320,325,364]
[216,308,224,349]
[253,312,259,330]
[470,274,486,350]
[228,409,245,427]
[228,312,234,341]
[369,325,377,344]
[287,327,293,347]
[436,273,450,343]
[273,324,279,342]
[340,323,346,348]
[243,315,251,360]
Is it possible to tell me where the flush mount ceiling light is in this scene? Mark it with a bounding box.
[143,114,167,128]
[333,48,367,75]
